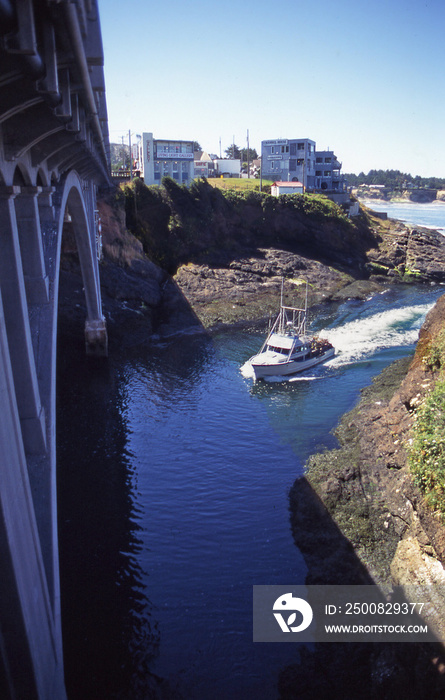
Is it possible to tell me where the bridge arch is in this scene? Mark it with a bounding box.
[56,171,107,354]
[37,169,48,188]
[13,163,32,187]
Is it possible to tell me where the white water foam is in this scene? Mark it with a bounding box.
[240,361,255,379]
[320,301,434,368]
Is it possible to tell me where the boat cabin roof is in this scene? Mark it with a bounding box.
[268,333,303,350]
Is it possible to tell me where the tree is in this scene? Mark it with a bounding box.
[342,169,445,189]
[240,147,258,162]
[224,144,241,159]
[192,141,202,153]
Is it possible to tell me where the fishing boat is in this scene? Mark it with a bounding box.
[248,283,334,380]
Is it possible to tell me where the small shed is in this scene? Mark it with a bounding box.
[271,181,304,196]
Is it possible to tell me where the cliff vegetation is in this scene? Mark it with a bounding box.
[120,176,372,275]
[409,328,445,514]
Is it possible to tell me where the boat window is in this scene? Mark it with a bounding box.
[267,345,288,355]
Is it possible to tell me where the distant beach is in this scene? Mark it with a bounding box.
[360,200,445,234]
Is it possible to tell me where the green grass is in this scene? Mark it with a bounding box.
[205,177,274,191]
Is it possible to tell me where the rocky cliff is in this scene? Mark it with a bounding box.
[79,188,445,339]
[103,180,445,328]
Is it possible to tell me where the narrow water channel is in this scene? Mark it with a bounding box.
[57,280,444,699]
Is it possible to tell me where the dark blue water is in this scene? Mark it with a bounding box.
[58,280,445,699]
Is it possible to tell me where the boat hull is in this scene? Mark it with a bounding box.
[251,347,335,380]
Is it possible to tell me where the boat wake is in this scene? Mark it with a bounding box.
[268,374,320,383]
[320,301,434,368]
[240,361,255,379]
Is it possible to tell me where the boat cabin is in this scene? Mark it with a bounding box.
[266,333,311,361]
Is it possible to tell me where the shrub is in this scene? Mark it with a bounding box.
[408,327,445,514]
[408,378,445,513]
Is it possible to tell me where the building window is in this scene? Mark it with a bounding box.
[316,157,322,163]
[325,157,331,163]
[289,160,296,171]
[271,146,275,154]
[297,158,304,166]
[316,170,322,176]
[271,161,274,169]
[297,143,304,150]
[290,143,296,156]
[324,171,331,177]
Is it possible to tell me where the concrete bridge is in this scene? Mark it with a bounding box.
[0,1,110,696]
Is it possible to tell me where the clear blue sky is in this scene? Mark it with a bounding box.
[99,0,445,177]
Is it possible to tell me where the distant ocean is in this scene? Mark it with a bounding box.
[360,200,445,234]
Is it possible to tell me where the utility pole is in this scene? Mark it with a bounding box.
[129,129,132,180]
[247,129,250,179]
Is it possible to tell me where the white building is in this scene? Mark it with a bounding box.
[271,181,304,196]
[140,132,194,185]
[194,151,214,178]
[213,159,241,177]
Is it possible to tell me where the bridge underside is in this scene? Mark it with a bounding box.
[0,1,111,697]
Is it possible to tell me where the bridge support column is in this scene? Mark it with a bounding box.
[0,288,66,700]
[37,186,56,223]
[0,187,46,455]
[14,186,49,305]
[85,317,108,356]
[64,181,108,357]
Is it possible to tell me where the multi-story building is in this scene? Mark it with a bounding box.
[261,138,346,192]
[140,132,194,185]
[261,138,316,190]
[314,150,343,191]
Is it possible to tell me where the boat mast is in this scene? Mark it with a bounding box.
[279,278,285,334]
